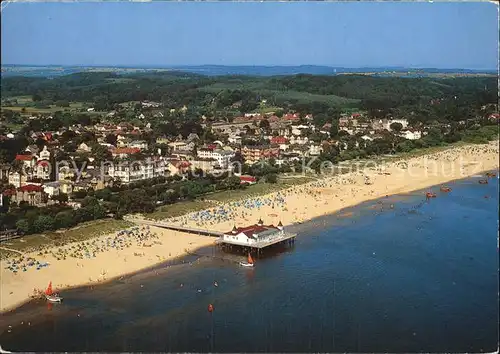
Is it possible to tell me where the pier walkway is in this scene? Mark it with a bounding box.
[127,217,223,238]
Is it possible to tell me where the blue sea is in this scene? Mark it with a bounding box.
[0,174,498,353]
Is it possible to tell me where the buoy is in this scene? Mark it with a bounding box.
[208,304,214,312]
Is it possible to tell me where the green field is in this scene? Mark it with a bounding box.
[0,219,133,259]
[200,83,359,107]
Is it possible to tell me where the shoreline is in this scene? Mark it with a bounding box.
[1,141,498,314]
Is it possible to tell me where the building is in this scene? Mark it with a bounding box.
[111,147,141,159]
[35,160,51,180]
[108,157,165,184]
[10,185,47,206]
[241,146,280,165]
[15,154,36,169]
[43,181,61,198]
[197,149,235,169]
[128,140,149,150]
[217,219,296,251]
[239,175,257,185]
[8,171,27,188]
[190,159,218,173]
[399,130,422,140]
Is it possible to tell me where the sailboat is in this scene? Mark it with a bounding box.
[45,281,62,303]
[239,253,254,268]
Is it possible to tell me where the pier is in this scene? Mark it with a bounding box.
[129,217,297,256]
[128,218,223,238]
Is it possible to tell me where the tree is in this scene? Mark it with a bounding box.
[16,219,31,234]
[32,93,42,102]
[33,215,55,233]
[390,122,403,132]
[259,119,270,130]
[265,173,278,183]
[105,134,118,146]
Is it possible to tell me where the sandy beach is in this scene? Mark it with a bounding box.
[1,141,498,313]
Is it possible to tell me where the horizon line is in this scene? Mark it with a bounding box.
[1,63,497,72]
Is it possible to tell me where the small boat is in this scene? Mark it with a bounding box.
[0,344,13,353]
[440,186,452,192]
[485,172,496,178]
[478,179,488,185]
[45,281,63,303]
[239,253,254,268]
[425,192,437,198]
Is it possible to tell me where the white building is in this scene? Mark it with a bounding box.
[399,130,422,140]
[128,140,149,150]
[197,149,235,169]
[108,158,166,184]
[220,219,284,246]
[43,181,61,197]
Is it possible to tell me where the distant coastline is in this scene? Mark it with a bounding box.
[1,64,497,78]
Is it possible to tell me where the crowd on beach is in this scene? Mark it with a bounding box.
[168,194,288,228]
[3,226,161,275]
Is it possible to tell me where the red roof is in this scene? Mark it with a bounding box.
[239,175,257,184]
[226,224,279,238]
[271,136,288,144]
[112,148,141,155]
[2,189,16,197]
[18,185,43,193]
[15,154,33,161]
[36,160,50,167]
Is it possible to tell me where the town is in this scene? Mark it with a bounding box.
[1,73,498,235]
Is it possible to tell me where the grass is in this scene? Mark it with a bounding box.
[0,219,133,257]
[205,176,316,203]
[200,83,360,107]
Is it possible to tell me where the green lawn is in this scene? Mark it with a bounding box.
[0,219,133,257]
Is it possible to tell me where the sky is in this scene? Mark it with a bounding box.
[1,2,498,70]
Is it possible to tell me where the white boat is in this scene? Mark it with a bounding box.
[45,294,63,303]
[0,344,13,353]
[240,253,255,267]
[44,281,63,303]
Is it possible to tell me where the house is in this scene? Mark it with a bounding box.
[107,157,165,184]
[308,144,322,156]
[35,160,51,180]
[228,135,242,145]
[270,136,289,151]
[168,141,188,151]
[111,147,141,159]
[166,160,191,176]
[221,218,284,246]
[399,130,422,140]
[190,159,218,173]
[77,142,91,153]
[0,163,10,180]
[241,146,280,165]
[43,181,61,197]
[39,146,51,160]
[8,171,27,188]
[11,185,47,206]
[197,149,235,169]
[25,145,40,155]
[239,175,257,185]
[128,140,149,150]
[15,154,36,169]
